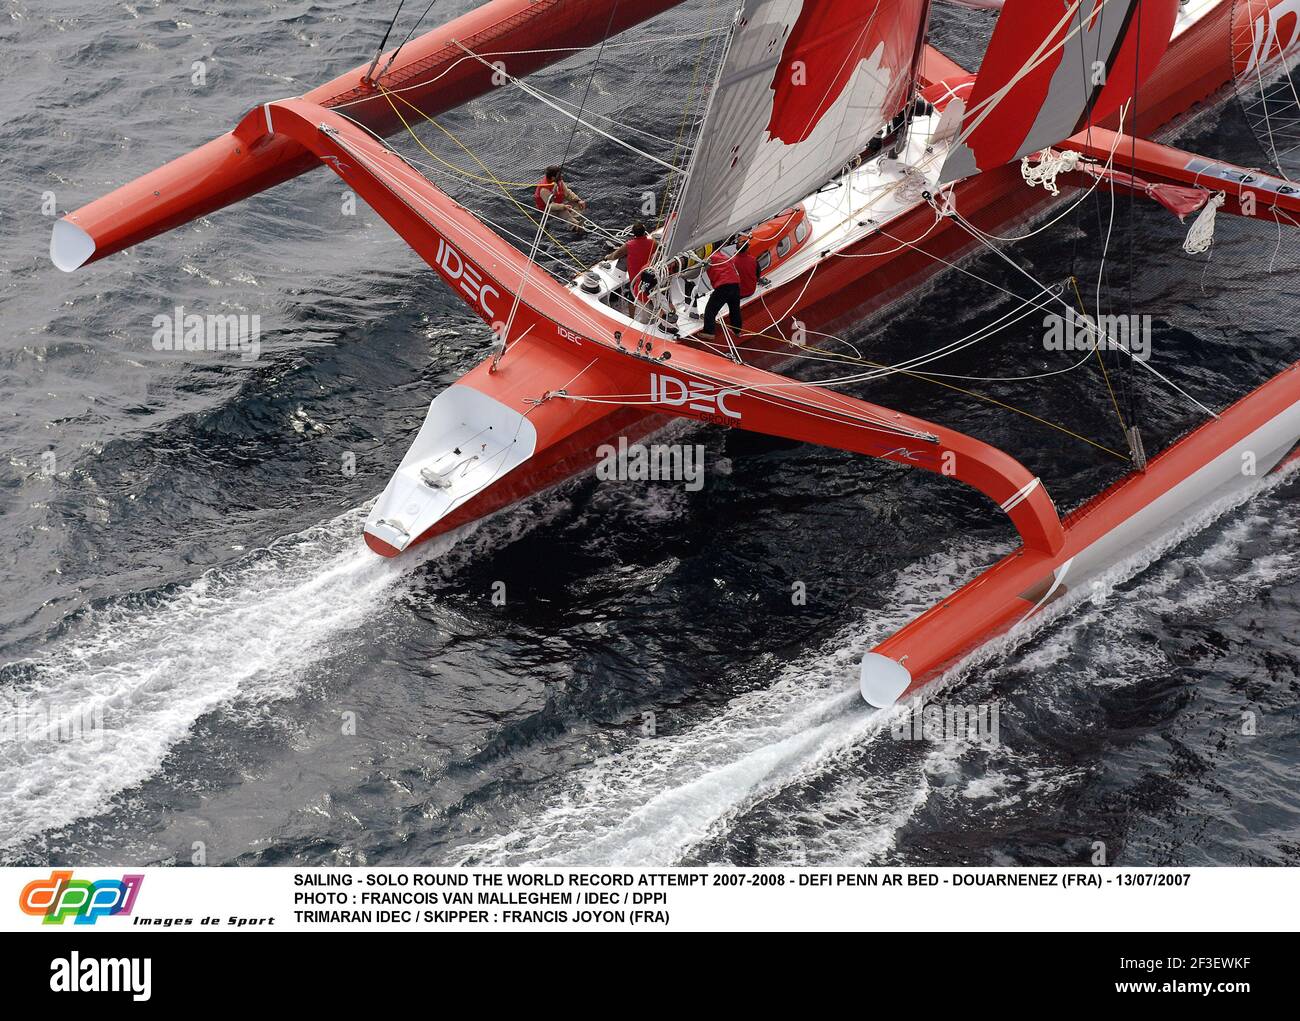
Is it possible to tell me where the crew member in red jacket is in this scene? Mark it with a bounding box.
[606,222,656,287]
[699,245,743,341]
[733,237,765,298]
[533,166,586,228]
[607,223,674,329]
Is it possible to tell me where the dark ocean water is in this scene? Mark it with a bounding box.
[1,1,1297,867]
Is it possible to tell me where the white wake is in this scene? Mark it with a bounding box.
[454,466,1300,866]
[0,505,433,851]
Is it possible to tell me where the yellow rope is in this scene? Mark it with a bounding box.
[1069,275,1129,438]
[378,84,586,268]
[900,368,1131,461]
[717,327,1132,462]
[656,0,721,233]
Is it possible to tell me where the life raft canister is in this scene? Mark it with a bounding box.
[534,177,567,210]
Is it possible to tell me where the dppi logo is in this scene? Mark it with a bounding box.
[19,870,144,925]
[649,372,742,420]
[435,238,500,319]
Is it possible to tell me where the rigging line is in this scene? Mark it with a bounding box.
[1090,119,1134,427]
[364,0,407,85]
[659,1,734,243]
[1267,37,1300,163]
[814,338,1105,383]
[1069,275,1128,436]
[375,0,438,83]
[780,339,1130,459]
[959,117,1129,243]
[378,84,587,267]
[902,369,1131,460]
[557,0,623,174]
[450,43,680,170]
[741,290,1060,388]
[322,126,621,344]
[560,359,1128,460]
[334,109,596,266]
[687,306,1129,457]
[487,77,693,151]
[562,271,1121,450]
[670,269,1050,402]
[1248,23,1288,171]
[1068,0,1098,285]
[333,27,731,113]
[872,219,1070,324]
[1124,0,1143,432]
[739,257,1058,389]
[498,200,555,371]
[948,208,1221,419]
[852,199,1171,442]
[1093,128,1119,329]
[447,39,703,157]
[328,135,619,339]
[724,325,1128,463]
[525,357,604,411]
[734,275,1067,392]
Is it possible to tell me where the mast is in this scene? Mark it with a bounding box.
[660,0,931,257]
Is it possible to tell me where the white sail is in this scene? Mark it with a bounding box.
[662,0,929,256]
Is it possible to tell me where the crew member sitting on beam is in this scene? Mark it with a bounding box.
[534,166,586,230]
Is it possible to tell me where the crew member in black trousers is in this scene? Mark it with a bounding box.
[699,245,742,342]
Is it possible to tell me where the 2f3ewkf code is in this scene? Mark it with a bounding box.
[1122,958,1251,972]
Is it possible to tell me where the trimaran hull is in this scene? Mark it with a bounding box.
[53,0,1300,708]
[365,0,1300,705]
[373,3,1281,541]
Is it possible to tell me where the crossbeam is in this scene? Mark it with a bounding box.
[250,97,1067,556]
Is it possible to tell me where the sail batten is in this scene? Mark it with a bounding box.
[662,0,929,256]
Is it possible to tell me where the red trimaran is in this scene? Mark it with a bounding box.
[52,0,1300,707]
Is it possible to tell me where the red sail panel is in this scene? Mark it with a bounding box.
[939,0,1182,183]
[1076,165,1211,218]
[664,0,928,256]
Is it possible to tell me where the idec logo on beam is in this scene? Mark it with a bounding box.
[435,238,501,320]
[650,372,742,421]
[19,870,144,925]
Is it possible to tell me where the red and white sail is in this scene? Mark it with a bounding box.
[662,0,928,255]
[939,0,1182,184]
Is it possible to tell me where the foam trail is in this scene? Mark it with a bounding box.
[455,466,1300,867]
[0,505,436,852]
[453,543,1007,866]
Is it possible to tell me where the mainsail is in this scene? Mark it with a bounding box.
[661,0,929,255]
